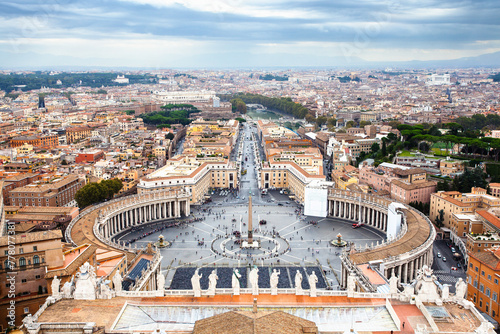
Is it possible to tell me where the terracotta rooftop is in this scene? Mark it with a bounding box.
[0,229,62,246]
[193,310,318,334]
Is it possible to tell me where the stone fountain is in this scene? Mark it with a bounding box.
[155,234,171,248]
[331,233,347,247]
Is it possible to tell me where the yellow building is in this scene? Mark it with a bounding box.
[137,156,238,204]
[430,188,500,230]
[260,160,325,203]
[16,143,34,155]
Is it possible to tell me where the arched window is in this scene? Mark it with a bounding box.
[33,255,40,265]
[4,259,9,269]
[19,257,26,267]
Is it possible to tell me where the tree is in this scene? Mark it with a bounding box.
[316,116,327,128]
[371,142,380,153]
[165,132,175,140]
[359,121,372,127]
[235,117,246,123]
[435,209,445,228]
[230,98,247,113]
[75,179,123,208]
[381,140,387,156]
[346,121,355,129]
[327,117,337,130]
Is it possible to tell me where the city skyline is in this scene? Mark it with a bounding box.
[1,0,500,68]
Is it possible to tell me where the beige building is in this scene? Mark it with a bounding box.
[0,230,64,330]
[430,188,500,229]
[440,159,465,177]
[260,160,325,203]
[137,156,238,204]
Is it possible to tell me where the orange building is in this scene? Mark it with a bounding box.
[467,248,500,322]
[10,134,58,148]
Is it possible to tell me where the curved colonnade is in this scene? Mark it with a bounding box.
[65,189,191,253]
[328,189,436,286]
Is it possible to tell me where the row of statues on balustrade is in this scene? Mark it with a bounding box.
[51,262,467,303]
[190,267,319,297]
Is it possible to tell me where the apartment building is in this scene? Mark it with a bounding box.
[390,168,437,204]
[1,173,43,205]
[260,160,325,203]
[9,175,85,207]
[137,156,238,204]
[10,134,59,149]
[0,230,64,330]
[489,183,500,197]
[66,126,91,144]
[440,159,466,177]
[75,150,104,164]
[467,249,500,323]
[430,188,500,230]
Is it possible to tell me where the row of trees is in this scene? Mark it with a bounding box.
[139,104,199,127]
[0,72,155,91]
[219,93,312,119]
[436,167,487,193]
[355,132,399,167]
[230,98,247,113]
[398,124,500,161]
[75,179,123,208]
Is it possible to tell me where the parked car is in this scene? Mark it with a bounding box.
[352,223,364,229]
[437,252,441,258]
[451,247,456,253]
[457,262,461,268]
[442,257,447,262]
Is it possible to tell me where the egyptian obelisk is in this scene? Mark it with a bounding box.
[248,196,253,243]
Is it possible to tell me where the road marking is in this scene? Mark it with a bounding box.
[278,220,301,233]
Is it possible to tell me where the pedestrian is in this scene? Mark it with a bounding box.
[402,322,405,329]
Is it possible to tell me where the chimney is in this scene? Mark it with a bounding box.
[253,298,257,313]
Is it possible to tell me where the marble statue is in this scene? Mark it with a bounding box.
[442,284,450,301]
[191,269,202,297]
[208,270,218,295]
[389,273,399,294]
[99,281,113,299]
[74,262,97,300]
[157,272,165,291]
[51,276,61,297]
[309,271,318,297]
[62,281,73,298]
[232,269,241,295]
[249,267,259,295]
[113,272,123,292]
[347,273,356,295]
[455,278,467,301]
[295,270,303,295]
[414,265,439,303]
[270,269,280,295]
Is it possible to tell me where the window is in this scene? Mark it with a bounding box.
[486,288,491,297]
[35,275,41,279]
[480,284,484,292]
[493,293,498,302]
[495,279,499,285]
[488,275,492,280]
[482,271,485,276]
[475,267,479,272]
[19,257,26,267]
[19,248,24,254]
[24,307,29,314]
[33,255,40,265]
[21,279,27,283]
[33,246,37,251]
[474,280,478,288]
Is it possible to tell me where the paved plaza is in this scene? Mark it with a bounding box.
[118,202,386,290]
[117,122,386,290]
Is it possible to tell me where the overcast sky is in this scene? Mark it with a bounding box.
[1,0,499,68]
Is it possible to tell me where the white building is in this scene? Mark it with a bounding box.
[152,90,216,104]
[426,74,451,86]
